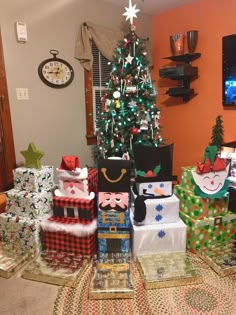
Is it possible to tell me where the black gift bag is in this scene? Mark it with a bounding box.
[98,159,131,192]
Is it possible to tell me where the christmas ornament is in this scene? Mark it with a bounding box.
[123,0,140,25]
[131,127,139,135]
[20,143,44,169]
[113,90,121,99]
[128,100,137,107]
[125,53,134,64]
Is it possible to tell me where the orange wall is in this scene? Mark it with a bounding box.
[152,0,236,180]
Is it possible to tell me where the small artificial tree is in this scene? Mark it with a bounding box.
[96,0,163,160]
[210,115,224,150]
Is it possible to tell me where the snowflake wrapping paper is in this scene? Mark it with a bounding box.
[130,214,187,259]
[131,191,180,225]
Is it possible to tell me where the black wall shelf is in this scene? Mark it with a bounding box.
[159,53,201,102]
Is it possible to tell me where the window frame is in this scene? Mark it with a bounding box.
[84,41,111,145]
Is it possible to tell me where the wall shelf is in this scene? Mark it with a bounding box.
[159,53,201,102]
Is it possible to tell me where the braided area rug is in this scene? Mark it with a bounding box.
[53,253,236,315]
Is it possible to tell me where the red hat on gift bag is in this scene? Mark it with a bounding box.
[59,156,80,171]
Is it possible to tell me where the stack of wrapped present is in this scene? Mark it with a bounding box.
[0,144,54,253]
[97,158,132,254]
[131,143,187,258]
[40,156,98,257]
[174,145,236,253]
[89,158,134,299]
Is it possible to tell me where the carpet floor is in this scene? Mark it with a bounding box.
[53,253,236,315]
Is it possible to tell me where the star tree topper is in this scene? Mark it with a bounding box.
[20,143,44,169]
[123,0,140,25]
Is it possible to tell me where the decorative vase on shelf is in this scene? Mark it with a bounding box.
[187,30,198,53]
[170,33,185,56]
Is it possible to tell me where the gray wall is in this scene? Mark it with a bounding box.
[0,0,152,171]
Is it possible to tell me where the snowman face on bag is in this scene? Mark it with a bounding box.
[191,164,229,195]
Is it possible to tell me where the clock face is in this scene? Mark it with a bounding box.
[38,58,74,88]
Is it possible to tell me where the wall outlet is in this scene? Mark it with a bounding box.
[16,88,29,100]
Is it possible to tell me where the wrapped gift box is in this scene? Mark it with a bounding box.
[98,159,131,192]
[97,192,130,228]
[134,181,173,197]
[55,168,98,200]
[98,192,129,212]
[179,166,197,191]
[89,252,134,299]
[53,196,96,223]
[5,189,53,219]
[131,191,179,225]
[0,213,41,252]
[180,211,236,253]
[22,250,90,286]
[137,252,203,289]
[130,215,186,259]
[13,166,54,193]
[40,217,97,256]
[87,168,98,194]
[98,210,130,228]
[174,185,229,219]
[198,240,236,277]
[97,227,130,253]
[0,243,35,278]
[133,143,174,183]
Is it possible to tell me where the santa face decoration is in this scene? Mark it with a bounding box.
[191,164,230,196]
[98,192,128,212]
[55,179,95,200]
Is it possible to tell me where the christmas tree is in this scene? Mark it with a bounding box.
[97,0,163,160]
[210,115,224,150]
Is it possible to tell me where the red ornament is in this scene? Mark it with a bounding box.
[131,127,139,135]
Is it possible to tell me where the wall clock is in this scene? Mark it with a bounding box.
[38,49,74,88]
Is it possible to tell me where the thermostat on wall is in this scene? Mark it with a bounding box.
[15,22,28,43]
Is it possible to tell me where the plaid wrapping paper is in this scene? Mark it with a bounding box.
[0,212,41,252]
[13,166,54,193]
[53,196,97,223]
[41,231,96,256]
[87,168,98,194]
[174,185,229,219]
[180,211,236,253]
[5,189,53,219]
[46,216,97,227]
[40,216,97,256]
